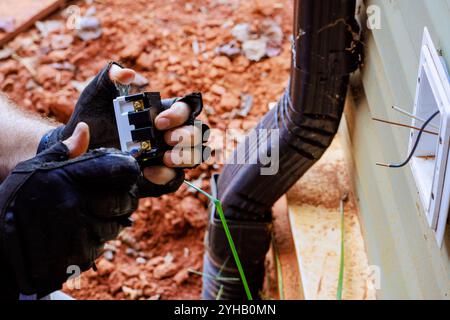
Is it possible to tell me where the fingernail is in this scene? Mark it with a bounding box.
[156,117,170,130]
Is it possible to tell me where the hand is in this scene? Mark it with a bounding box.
[0,123,140,299]
[39,62,208,195]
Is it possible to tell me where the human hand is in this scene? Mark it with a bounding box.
[38,62,209,195]
[0,123,140,299]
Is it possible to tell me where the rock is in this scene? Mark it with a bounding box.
[50,62,75,71]
[242,39,267,61]
[164,213,187,237]
[168,82,184,95]
[164,252,174,264]
[104,250,114,261]
[203,27,217,40]
[266,45,281,58]
[174,269,190,285]
[179,197,207,228]
[147,256,165,267]
[136,52,153,69]
[120,39,145,60]
[0,60,18,75]
[50,34,74,50]
[119,231,140,250]
[125,248,138,257]
[262,19,283,45]
[76,17,102,41]
[104,243,118,252]
[136,257,146,265]
[109,271,126,294]
[36,64,58,83]
[96,259,115,276]
[231,23,251,42]
[234,55,250,72]
[212,56,231,69]
[35,20,64,37]
[153,262,179,279]
[210,84,226,96]
[122,286,143,300]
[216,40,241,57]
[46,50,69,62]
[0,47,14,60]
[48,94,74,123]
[0,17,15,33]
[119,265,140,277]
[220,94,241,111]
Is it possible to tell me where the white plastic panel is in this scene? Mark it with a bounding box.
[409,28,450,247]
[113,96,141,153]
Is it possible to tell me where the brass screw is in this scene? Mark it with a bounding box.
[133,100,144,111]
[140,141,151,150]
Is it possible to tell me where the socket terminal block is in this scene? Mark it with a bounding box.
[113,92,167,166]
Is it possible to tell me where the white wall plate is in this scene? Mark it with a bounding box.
[409,28,450,247]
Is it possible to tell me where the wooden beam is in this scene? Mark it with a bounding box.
[0,0,67,47]
[272,196,304,300]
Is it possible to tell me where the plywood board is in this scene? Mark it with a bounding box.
[0,0,66,46]
[272,196,304,300]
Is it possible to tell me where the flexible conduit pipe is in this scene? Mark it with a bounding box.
[217,0,362,221]
[202,0,362,300]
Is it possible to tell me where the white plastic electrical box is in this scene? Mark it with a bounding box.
[409,28,450,247]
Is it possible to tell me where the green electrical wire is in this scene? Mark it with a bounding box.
[183,180,253,300]
[336,195,347,300]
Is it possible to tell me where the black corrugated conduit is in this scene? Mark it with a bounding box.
[202,0,362,300]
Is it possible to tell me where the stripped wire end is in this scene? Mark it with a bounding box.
[376,162,392,168]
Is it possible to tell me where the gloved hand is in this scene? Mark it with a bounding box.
[0,124,141,299]
[38,62,209,198]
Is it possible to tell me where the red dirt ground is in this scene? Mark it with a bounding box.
[0,0,293,299]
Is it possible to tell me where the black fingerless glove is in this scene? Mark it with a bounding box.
[38,62,209,198]
[0,142,140,299]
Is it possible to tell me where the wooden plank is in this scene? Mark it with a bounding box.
[272,196,304,300]
[0,0,67,46]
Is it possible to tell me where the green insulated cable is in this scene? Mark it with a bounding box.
[184,180,253,300]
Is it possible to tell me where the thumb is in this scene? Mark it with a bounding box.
[63,122,90,159]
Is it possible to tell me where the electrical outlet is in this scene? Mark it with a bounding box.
[409,28,450,247]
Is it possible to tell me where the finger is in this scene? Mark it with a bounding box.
[163,148,202,168]
[164,125,202,147]
[109,64,136,85]
[155,101,190,130]
[63,122,90,159]
[143,166,177,185]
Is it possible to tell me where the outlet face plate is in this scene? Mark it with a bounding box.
[409,28,450,247]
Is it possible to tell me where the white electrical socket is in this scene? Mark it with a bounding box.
[409,28,450,247]
[113,95,142,153]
